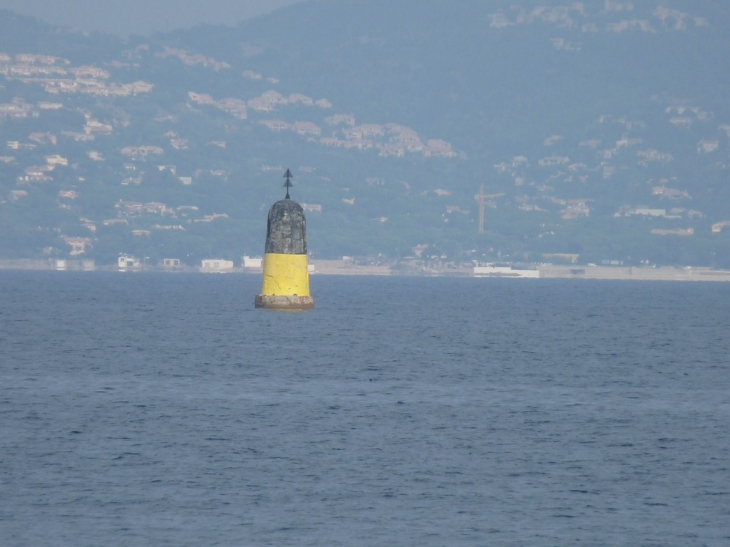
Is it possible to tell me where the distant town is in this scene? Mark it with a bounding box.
[1,2,729,269]
[2,253,730,283]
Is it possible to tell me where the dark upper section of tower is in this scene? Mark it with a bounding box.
[265,199,307,255]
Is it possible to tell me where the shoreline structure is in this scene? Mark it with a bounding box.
[2,258,730,281]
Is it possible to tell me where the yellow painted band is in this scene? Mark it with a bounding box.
[261,253,310,297]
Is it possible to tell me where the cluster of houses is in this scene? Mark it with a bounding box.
[101,201,229,235]
[11,153,68,184]
[188,89,332,121]
[4,41,729,263]
[0,98,64,120]
[3,48,457,175]
[112,255,264,273]
[506,176,706,227]
[615,206,704,220]
[156,47,231,71]
[247,90,331,112]
[63,236,93,256]
[665,105,714,129]
[3,108,111,149]
[116,200,176,217]
[0,52,153,97]
[120,145,164,159]
[486,97,729,232]
[185,78,455,160]
[0,97,36,119]
[513,194,592,220]
[488,2,706,34]
[188,92,248,119]
[261,117,457,158]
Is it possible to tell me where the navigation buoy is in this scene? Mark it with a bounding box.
[255,169,314,310]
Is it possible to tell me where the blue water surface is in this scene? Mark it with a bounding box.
[1,272,729,546]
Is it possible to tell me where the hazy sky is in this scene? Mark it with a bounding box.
[0,0,304,37]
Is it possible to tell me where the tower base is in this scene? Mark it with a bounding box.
[255,294,315,310]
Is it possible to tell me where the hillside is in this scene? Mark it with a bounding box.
[1,0,730,267]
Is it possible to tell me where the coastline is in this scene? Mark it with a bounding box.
[537,265,730,282]
[2,258,730,281]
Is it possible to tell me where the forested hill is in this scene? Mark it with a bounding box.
[1,1,730,267]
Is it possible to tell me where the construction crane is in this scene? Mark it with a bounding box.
[474,184,505,233]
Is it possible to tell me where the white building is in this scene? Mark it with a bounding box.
[201,259,234,273]
[118,254,140,270]
[242,255,263,269]
[474,265,540,278]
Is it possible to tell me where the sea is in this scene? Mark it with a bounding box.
[1,271,729,547]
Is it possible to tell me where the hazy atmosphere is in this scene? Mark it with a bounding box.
[0,0,304,36]
[2,3,730,546]
[1,0,730,271]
